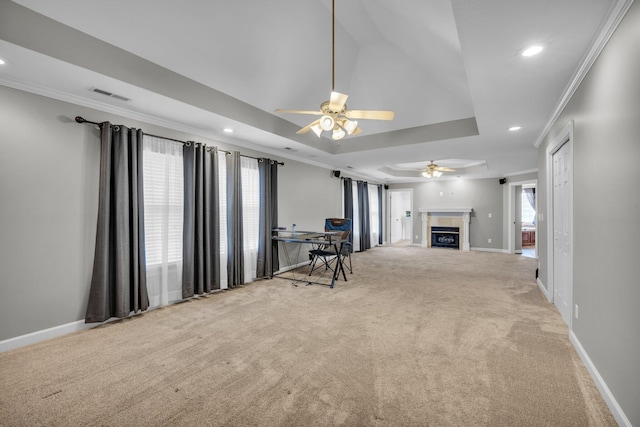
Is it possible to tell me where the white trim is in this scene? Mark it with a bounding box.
[507,179,538,255]
[546,120,574,327]
[418,208,472,214]
[504,168,538,177]
[470,247,509,254]
[534,0,634,148]
[537,277,552,302]
[0,320,95,353]
[388,188,414,245]
[419,208,472,251]
[0,76,331,172]
[570,332,631,427]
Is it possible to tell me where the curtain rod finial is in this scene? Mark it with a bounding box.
[74,116,86,123]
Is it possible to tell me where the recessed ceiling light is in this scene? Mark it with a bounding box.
[0,58,6,65]
[509,126,522,131]
[522,45,543,57]
[223,128,234,133]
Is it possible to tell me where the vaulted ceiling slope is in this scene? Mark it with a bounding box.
[0,0,627,182]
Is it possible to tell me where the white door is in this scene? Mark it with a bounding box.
[553,141,572,325]
[389,190,412,244]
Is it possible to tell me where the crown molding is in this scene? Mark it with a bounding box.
[534,0,635,148]
[0,75,337,171]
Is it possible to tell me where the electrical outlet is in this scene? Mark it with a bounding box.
[488,238,492,244]
[575,304,579,319]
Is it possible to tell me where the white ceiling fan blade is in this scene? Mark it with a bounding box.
[296,119,321,135]
[344,110,395,120]
[276,109,323,116]
[329,91,348,112]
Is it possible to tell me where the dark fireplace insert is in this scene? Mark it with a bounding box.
[431,226,460,249]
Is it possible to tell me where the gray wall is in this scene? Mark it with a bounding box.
[388,178,505,250]
[0,85,340,342]
[536,2,640,424]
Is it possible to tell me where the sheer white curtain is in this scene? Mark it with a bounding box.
[369,187,379,247]
[241,157,260,282]
[142,135,183,308]
[218,154,228,289]
[351,180,361,252]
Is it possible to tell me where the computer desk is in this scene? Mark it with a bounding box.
[271,230,347,288]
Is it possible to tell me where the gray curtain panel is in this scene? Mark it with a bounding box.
[256,159,279,278]
[357,181,371,251]
[343,178,354,251]
[378,185,383,245]
[226,151,244,287]
[85,123,149,323]
[182,143,220,298]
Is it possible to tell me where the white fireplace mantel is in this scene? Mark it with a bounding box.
[419,208,472,251]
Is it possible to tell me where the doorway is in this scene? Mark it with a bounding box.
[520,184,537,258]
[388,189,413,245]
[507,179,537,257]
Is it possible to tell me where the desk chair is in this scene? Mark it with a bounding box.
[308,218,353,277]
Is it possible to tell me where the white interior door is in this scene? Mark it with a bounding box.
[553,141,572,325]
[389,190,412,244]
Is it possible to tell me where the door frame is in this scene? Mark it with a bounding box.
[545,120,574,328]
[507,179,538,255]
[387,188,413,244]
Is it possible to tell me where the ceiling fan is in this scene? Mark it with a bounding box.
[275,0,394,141]
[421,160,456,178]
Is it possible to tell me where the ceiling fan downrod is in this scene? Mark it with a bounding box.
[332,0,335,92]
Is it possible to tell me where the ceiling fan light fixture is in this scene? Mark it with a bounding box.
[332,126,345,140]
[320,115,335,131]
[343,119,358,135]
[311,123,323,137]
[422,171,431,178]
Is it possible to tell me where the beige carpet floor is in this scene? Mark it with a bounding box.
[0,246,615,426]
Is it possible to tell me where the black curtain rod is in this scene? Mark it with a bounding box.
[340,177,384,187]
[75,116,284,165]
[340,176,378,185]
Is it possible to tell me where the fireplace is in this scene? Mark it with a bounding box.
[419,208,472,251]
[431,226,460,249]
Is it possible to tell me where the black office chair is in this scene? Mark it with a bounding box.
[308,218,353,276]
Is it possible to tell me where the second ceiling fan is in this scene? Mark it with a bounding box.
[421,161,456,178]
[275,0,394,140]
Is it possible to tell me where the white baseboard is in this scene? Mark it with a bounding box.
[0,319,95,353]
[470,247,509,254]
[570,331,630,427]
[537,277,552,302]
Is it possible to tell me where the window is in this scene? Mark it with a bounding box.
[142,135,183,307]
[522,190,536,225]
[218,154,228,289]
[241,157,260,281]
[217,154,260,286]
[369,186,379,247]
[351,180,360,252]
